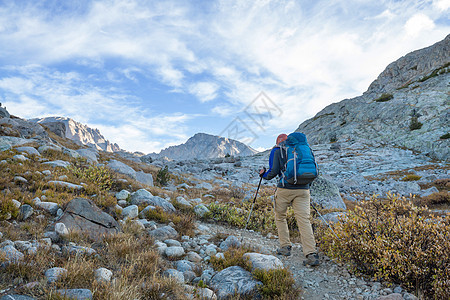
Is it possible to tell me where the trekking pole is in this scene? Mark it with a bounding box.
[310,202,340,240]
[243,172,264,235]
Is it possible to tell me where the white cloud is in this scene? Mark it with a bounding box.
[188,81,219,102]
[404,14,436,37]
[434,0,450,11]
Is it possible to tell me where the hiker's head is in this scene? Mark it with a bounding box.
[276,134,288,146]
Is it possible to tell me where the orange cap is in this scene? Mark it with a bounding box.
[276,134,288,145]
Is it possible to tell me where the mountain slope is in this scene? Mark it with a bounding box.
[30,116,121,153]
[147,132,258,161]
[296,34,449,161]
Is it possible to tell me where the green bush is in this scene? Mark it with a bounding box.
[69,165,114,191]
[374,93,393,102]
[156,166,170,186]
[0,198,20,220]
[409,116,423,131]
[318,195,450,299]
[253,268,300,299]
[401,174,422,181]
[440,133,450,140]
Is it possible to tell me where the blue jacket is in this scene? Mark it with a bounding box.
[262,145,309,189]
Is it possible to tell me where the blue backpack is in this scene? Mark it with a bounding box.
[280,132,318,186]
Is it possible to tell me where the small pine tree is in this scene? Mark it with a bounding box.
[156,165,170,186]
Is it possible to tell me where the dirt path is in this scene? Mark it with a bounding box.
[202,221,386,300]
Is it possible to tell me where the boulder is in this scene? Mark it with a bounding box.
[15,146,40,156]
[148,225,178,241]
[0,295,35,300]
[56,198,121,242]
[165,246,185,259]
[163,269,185,284]
[45,267,67,283]
[242,253,283,271]
[55,289,93,300]
[107,159,136,177]
[94,268,113,283]
[35,201,60,215]
[48,181,84,190]
[210,266,262,299]
[18,204,34,221]
[76,149,98,164]
[121,205,138,220]
[130,189,175,212]
[219,236,241,251]
[310,176,346,209]
[194,204,210,218]
[0,245,24,263]
[115,190,130,201]
[42,160,70,168]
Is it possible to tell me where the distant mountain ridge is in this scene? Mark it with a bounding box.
[145,132,258,161]
[296,34,449,161]
[30,117,121,153]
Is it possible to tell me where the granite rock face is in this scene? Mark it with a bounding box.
[296,34,450,161]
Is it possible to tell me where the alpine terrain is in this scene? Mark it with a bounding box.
[0,36,448,300]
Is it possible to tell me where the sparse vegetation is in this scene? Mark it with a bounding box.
[374,93,393,102]
[156,165,170,186]
[401,174,422,181]
[409,116,423,131]
[318,194,450,299]
[419,62,450,82]
[440,133,450,139]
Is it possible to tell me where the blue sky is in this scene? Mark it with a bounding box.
[0,0,448,153]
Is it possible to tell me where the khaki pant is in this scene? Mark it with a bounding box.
[274,187,316,256]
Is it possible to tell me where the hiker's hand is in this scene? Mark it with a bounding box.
[259,167,266,177]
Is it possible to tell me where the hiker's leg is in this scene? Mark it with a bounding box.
[274,188,292,248]
[291,189,316,256]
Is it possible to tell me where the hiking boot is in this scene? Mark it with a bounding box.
[276,245,292,256]
[303,253,320,266]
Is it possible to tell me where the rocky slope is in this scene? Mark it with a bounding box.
[296,34,449,161]
[145,132,258,161]
[30,117,121,153]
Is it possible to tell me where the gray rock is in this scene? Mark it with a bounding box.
[55,223,69,236]
[48,181,84,190]
[56,198,121,242]
[14,176,28,184]
[310,176,346,209]
[42,160,70,168]
[376,293,403,300]
[148,225,178,241]
[16,146,40,156]
[130,189,175,212]
[0,245,24,263]
[174,260,195,272]
[115,190,130,200]
[38,145,62,154]
[164,239,182,247]
[35,201,60,215]
[13,154,29,161]
[18,204,34,221]
[75,149,99,164]
[134,171,154,187]
[55,289,93,300]
[186,251,202,263]
[243,253,283,271]
[164,246,185,258]
[0,295,36,300]
[194,204,210,218]
[219,235,241,251]
[0,106,10,118]
[210,266,262,299]
[94,267,113,283]
[107,160,136,177]
[183,270,196,283]
[121,205,138,220]
[403,292,419,300]
[163,269,185,284]
[45,267,68,283]
[421,186,439,197]
[62,245,96,256]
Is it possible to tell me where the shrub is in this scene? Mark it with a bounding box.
[318,195,450,299]
[210,247,252,271]
[253,268,300,299]
[374,93,393,102]
[69,165,114,191]
[401,174,422,181]
[409,116,423,131]
[156,166,170,186]
[440,133,450,139]
[0,197,19,220]
[419,191,450,207]
[434,178,450,190]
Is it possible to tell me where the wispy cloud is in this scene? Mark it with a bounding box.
[0,0,448,151]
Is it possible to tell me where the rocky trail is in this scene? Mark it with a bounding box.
[202,221,416,300]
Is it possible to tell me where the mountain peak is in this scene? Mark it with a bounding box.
[30,116,121,153]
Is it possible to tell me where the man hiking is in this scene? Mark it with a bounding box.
[259,133,320,266]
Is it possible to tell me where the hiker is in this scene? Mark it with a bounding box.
[259,133,320,266]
